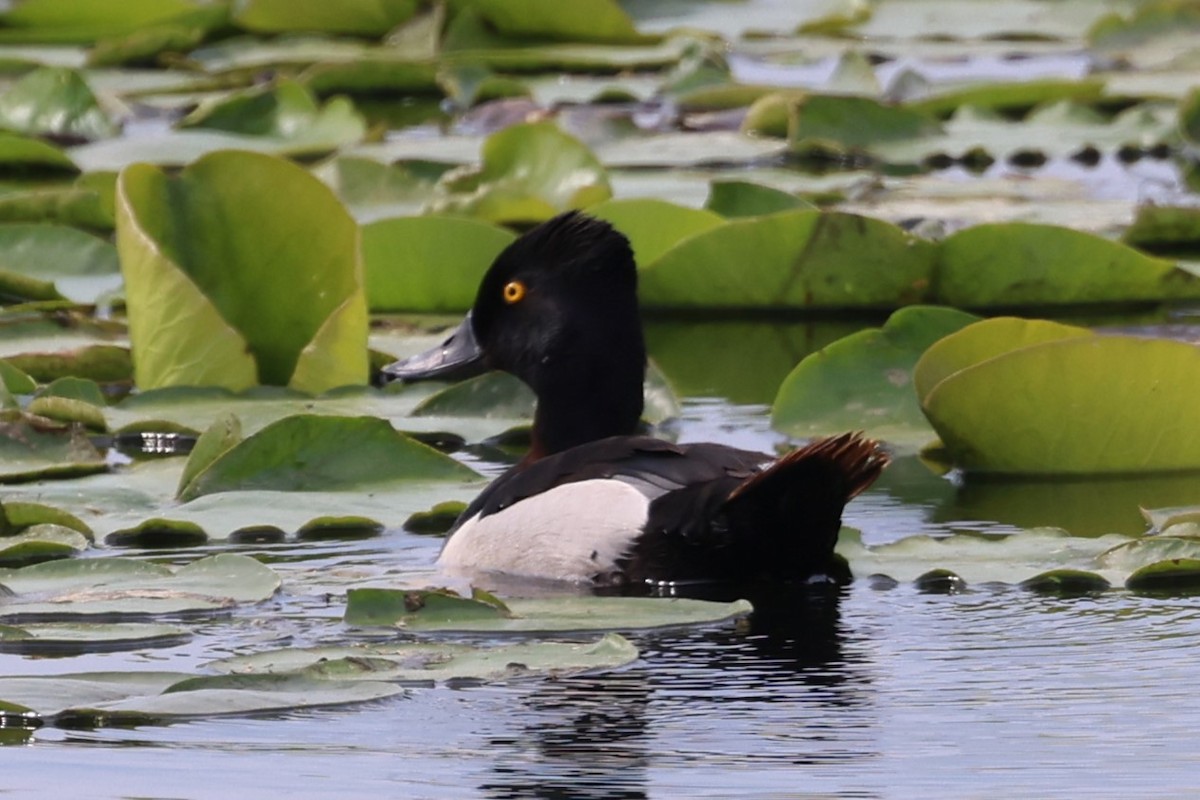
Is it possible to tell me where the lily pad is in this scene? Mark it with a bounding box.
[0,553,281,618]
[0,413,107,483]
[773,306,979,444]
[587,198,723,268]
[177,414,479,501]
[468,0,649,45]
[0,524,90,565]
[0,671,404,725]
[638,210,936,310]
[0,222,118,303]
[0,621,190,654]
[361,215,515,312]
[1125,558,1200,593]
[179,79,366,152]
[704,180,814,218]
[231,0,418,36]
[429,122,611,224]
[116,150,369,393]
[920,331,1200,474]
[912,317,1092,405]
[0,66,115,141]
[3,344,131,384]
[0,0,204,43]
[209,633,638,683]
[936,222,1200,307]
[345,586,753,633]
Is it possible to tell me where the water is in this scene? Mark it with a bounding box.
[5,374,1200,798]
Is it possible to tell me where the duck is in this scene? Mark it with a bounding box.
[384,211,888,589]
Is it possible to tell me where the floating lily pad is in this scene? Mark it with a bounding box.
[179,79,366,152]
[0,553,280,619]
[0,413,107,483]
[469,0,650,45]
[0,671,404,726]
[361,215,515,312]
[704,180,814,218]
[1125,558,1200,593]
[913,317,1091,405]
[1019,569,1111,595]
[588,198,723,268]
[403,500,467,535]
[0,67,115,141]
[411,371,534,419]
[429,122,611,224]
[178,414,479,501]
[0,223,119,303]
[116,150,369,393]
[920,330,1200,474]
[0,621,190,654]
[638,210,936,310]
[3,344,131,384]
[773,306,979,444]
[0,0,204,43]
[210,633,638,683]
[231,0,418,36]
[937,222,1200,307]
[0,524,90,565]
[345,586,753,633]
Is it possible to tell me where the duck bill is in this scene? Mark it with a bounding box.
[382,312,487,383]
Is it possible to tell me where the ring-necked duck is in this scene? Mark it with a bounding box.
[385,212,888,589]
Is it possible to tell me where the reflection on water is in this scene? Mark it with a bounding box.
[481,587,880,800]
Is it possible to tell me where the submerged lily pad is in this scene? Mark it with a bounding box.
[345,586,753,633]
[178,414,479,501]
[773,306,979,444]
[638,210,936,310]
[116,150,369,393]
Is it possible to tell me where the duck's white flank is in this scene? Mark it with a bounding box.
[438,478,650,582]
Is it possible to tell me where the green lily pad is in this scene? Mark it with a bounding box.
[0,621,190,654]
[0,553,280,618]
[913,317,1092,405]
[0,361,35,393]
[0,412,107,483]
[0,133,77,175]
[704,180,815,218]
[638,210,936,310]
[773,306,979,444]
[587,198,723,268]
[0,222,119,303]
[403,500,467,535]
[116,150,369,393]
[231,0,418,36]
[210,633,638,683]
[361,215,515,312]
[87,6,226,67]
[468,0,650,45]
[1019,569,1111,595]
[104,517,208,547]
[176,412,241,498]
[179,79,366,151]
[345,586,753,633]
[0,66,115,141]
[1123,205,1200,256]
[26,395,105,430]
[4,501,93,538]
[411,371,535,419]
[429,122,611,224]
[936,222,1200,307]
[921,331,1200,474]
[0,671,405,725]
[0,0,204,43]
[1125,558,1200,593]
[0,524,90,565]
[178,414,479,501]
[3,344,131,384]
[0,173,118,229]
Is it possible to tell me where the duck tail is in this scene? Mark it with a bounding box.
[723,432,889,580]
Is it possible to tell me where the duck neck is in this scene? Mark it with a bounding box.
[527,354,645,459]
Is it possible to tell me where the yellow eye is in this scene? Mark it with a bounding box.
[503,280,526,305]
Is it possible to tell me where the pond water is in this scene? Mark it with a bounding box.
[8,318,1200,798]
